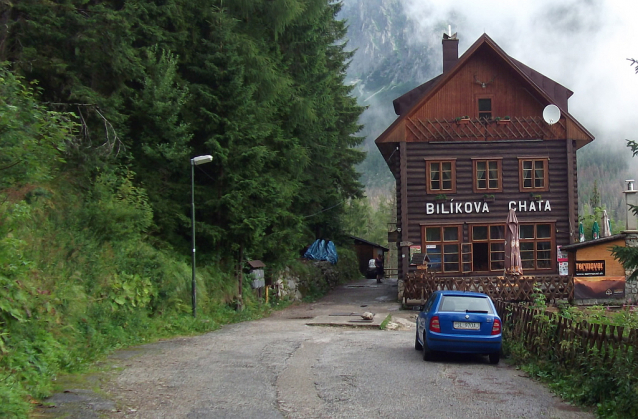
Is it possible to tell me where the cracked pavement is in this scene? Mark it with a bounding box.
[37,277,594,418]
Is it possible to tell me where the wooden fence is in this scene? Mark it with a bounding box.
[494,300,638,370]
[402,272,573,304]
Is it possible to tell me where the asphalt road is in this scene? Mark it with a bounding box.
[40,277,595,419]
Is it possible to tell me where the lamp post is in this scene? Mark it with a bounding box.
[191,155,213,317]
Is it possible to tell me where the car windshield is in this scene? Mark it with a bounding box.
[439,296,493,314]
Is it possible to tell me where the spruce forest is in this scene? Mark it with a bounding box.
[0,1,369,415]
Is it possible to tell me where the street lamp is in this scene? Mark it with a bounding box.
[191,155,213,317]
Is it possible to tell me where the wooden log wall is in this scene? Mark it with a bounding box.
[404,138,574,275]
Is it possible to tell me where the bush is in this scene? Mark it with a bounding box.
[503,303,638,419]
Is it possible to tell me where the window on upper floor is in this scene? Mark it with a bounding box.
[426,159,456,194]
[472,158,502,193]
[518,157,549,192]
[478,98,492,120]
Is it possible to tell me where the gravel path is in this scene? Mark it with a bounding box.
[37,278,595,419]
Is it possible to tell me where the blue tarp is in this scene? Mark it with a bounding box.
[303,239,338,265]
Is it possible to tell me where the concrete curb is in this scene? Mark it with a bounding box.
[305,312,389,329]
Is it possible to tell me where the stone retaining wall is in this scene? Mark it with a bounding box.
[274,261,340,302]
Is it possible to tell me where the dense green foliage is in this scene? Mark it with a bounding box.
[341,194,395,246]
[577,142,633,230]
[0,1,366,416]
[4,0,365,262]
[503,299,638,419]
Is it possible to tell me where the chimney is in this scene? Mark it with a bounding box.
[624,179,638,231]
[442,29,459,73]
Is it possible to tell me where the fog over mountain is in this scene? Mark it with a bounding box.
[339,0,638,222]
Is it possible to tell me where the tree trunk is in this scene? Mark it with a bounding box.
[237,244,244,311]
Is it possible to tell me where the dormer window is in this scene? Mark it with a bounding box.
[478,98,492,120]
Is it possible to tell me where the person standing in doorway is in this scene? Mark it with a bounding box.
[375,254,384,284]
[367,257,377,279]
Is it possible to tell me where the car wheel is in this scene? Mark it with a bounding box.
[422,332,433,361]
[414,329,423,350]
[489,352,500,365]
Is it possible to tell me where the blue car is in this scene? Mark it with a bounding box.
[415,290,502,364]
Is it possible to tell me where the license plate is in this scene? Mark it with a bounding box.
[453,322,480,330]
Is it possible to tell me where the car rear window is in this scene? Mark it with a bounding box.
[439,296,493,314]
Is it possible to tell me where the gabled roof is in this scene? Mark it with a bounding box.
[393,75,442,116]
[376,33,594,151]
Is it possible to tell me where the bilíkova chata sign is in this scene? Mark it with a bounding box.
[425,200,552,215]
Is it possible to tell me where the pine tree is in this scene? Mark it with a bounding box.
[270,0,366,240]
[177,1,307,261]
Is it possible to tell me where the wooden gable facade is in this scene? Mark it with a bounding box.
[376,33,595,280]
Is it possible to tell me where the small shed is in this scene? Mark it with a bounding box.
[560,234,634,304]
[350,236,389,276]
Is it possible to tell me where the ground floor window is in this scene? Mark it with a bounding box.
[422,222,555,274]
[520,223,553,270]
[422,225,461,273]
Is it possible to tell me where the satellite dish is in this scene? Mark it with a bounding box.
[542,104,561,125]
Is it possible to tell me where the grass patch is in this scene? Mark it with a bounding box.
[379,314,392,330]
[503,301,638,419]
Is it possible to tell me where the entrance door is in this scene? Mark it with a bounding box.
[470,224,505,273]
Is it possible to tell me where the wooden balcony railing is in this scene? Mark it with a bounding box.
[406,116,566,142]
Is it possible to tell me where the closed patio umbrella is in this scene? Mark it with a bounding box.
[504,208,523,276]
[579,222,585,242]
[601,210,611,237]
[592,221,600,240]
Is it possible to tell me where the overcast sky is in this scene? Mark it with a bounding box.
[401,0,638,147]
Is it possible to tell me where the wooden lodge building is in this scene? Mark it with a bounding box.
[375,32,595,285]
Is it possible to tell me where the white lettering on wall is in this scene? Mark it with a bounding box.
[423,200,552,215]
[508,200,552,212]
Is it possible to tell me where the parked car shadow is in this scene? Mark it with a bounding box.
[418,351,498,365]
